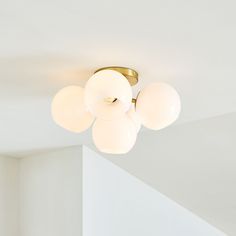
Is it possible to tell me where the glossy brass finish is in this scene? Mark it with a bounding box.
[94,66,139,86]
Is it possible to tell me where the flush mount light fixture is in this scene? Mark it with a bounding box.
[51,67,181,154]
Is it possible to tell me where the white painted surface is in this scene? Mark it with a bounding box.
[83,147,226,236]
[0,156,19,236]
[19,147,82,236]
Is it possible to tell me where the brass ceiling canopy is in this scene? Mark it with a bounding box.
[94,66,139,86]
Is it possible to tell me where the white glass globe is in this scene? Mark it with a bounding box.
[84,70,132,120]
[51,85,94,133]
[127,105,141,133]
[92,115,137,154]
[136,82,181,130]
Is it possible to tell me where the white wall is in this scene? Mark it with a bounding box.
[83,147,226,236]
[19,147,82,236]
[0,155,19,236]
[99,112,235,235]
[0,145,227,236]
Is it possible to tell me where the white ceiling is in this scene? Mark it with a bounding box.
[1,0,236,154]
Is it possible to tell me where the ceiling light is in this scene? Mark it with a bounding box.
[136,82,181,130]
[84,69,132,120]
[93,115,137,154]
[51,66,181,154]
[51,85,94,132]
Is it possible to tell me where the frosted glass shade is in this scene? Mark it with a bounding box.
[136,83,181,130]
[92,115,137,154]
[51,86,94,132]
[127,106,141,133]
[85,70,132,120]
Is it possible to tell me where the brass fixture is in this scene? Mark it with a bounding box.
[94,66,138,86]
